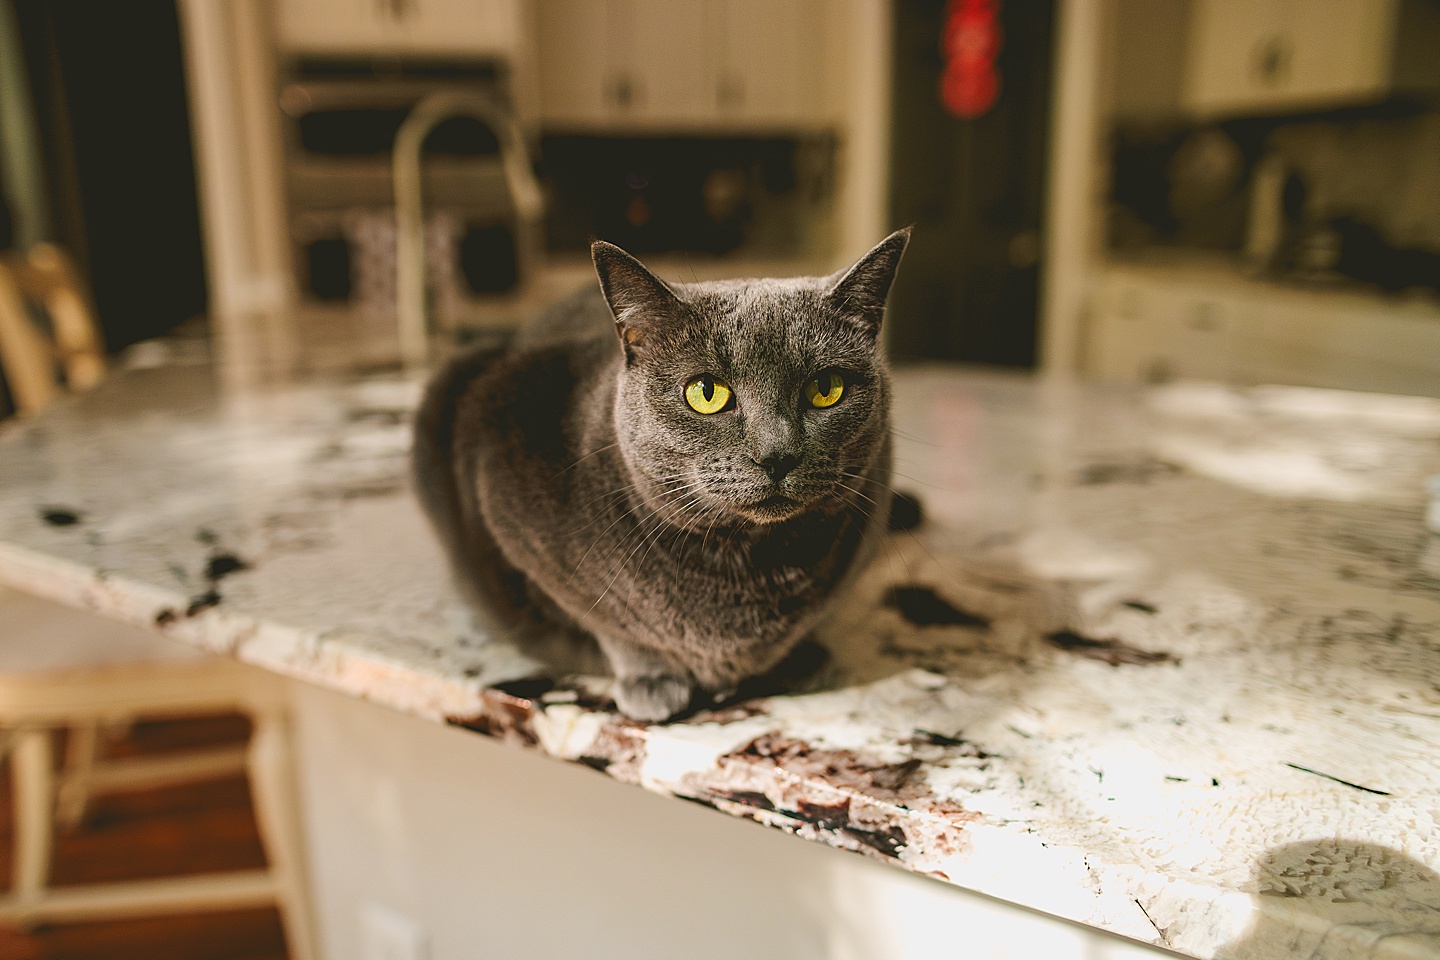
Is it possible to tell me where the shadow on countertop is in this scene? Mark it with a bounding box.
[1215,840,1440,960]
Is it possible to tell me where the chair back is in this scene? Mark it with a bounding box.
[0,243,105,416]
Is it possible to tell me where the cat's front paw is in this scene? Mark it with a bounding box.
[615,674,694,722]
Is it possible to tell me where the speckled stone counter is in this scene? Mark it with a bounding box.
[2,362,1438,959]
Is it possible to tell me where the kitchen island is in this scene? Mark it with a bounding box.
[1,358,1437,959]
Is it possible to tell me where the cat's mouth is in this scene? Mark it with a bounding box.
[739,494,802,523]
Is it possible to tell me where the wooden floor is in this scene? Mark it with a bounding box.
[0,715,289,960]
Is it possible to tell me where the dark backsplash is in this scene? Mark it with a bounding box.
[1110,101,1440,295]
[539,135,835,258]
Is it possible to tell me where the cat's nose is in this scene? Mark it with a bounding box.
[756,452,801,483]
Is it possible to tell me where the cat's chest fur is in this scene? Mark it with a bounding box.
[464,329,875,683]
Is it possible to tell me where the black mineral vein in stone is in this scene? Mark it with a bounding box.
[887,491,924,531]
[39,506,82,526]
[186,589,221,616]
[1045,631,1178,666]
[204,553,248,580]
[493,677,557,700]
[1284,763,1391,796]
[711,790,776,812]
[885,586,991,628]
[914,729,967,747]
[792,800,850,831]
[843,825,907,858]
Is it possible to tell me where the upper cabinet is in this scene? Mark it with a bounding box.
[1181,0,1440,117]
[537,0,836,132]
[714,0,832,127]
[277,0,526,56]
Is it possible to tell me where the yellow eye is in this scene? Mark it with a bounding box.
[805,371,845,409]
[685,375,732,414]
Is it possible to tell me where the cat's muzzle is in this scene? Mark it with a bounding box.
[740,493,802,523]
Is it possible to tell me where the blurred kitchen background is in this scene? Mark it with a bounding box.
[0,0,1438,410]
[1,4,1439,958]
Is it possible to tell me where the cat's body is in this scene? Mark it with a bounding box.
[413,231,909,720]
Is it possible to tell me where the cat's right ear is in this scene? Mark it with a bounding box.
[823,227,911,340]
[592,241,684,362]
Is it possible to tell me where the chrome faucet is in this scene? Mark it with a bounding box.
[392,91,543,370]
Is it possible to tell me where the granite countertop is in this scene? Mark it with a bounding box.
[2,360,1438,959]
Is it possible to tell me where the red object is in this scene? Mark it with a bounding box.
[939,0,1002,118]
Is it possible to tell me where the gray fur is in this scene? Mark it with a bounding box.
[413,230,910,720]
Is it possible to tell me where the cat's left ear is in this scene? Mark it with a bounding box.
[824,227,911,339]
[592,240,685,362]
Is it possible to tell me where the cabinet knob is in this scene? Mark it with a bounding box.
[717,75,745,110]
[1254,35,1292,86]
[375,0,413,21]
[610,74,637,110]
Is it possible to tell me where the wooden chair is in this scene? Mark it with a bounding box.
[0,586,317,959]
[0,243,106,416]
[0,250,316,955]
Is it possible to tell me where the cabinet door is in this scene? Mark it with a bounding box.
[715,0,829,128]
[537,0,835,130]
[278,0,522,54]
[388,0,523,54]
[1088,275,1240,383]
[537,0,612,124]
[1087,279,1158,381]
[279,0,384,51]
[618,0,712,126]
[1183,0,1396,116]
[538,0,710,128]
[1281,0,1394,105]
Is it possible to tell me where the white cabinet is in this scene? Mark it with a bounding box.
[1087,262,1440,398]
[615,0,714,124]
[715,0,830,126]
[277,0,525,56]
[1182,0,1440,117]
[1088,274,1244,384]
[537,0,834,131]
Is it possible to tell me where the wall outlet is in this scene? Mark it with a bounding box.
[361,902,429,960]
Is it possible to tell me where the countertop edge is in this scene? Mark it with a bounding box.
[0,539,1185,953]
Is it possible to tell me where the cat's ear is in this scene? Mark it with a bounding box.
[592,240,684,361]
[824,227,911,339]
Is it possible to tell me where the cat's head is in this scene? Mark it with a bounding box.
[592,230,909,527]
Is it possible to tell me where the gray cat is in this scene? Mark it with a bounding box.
[413,229,910,721]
